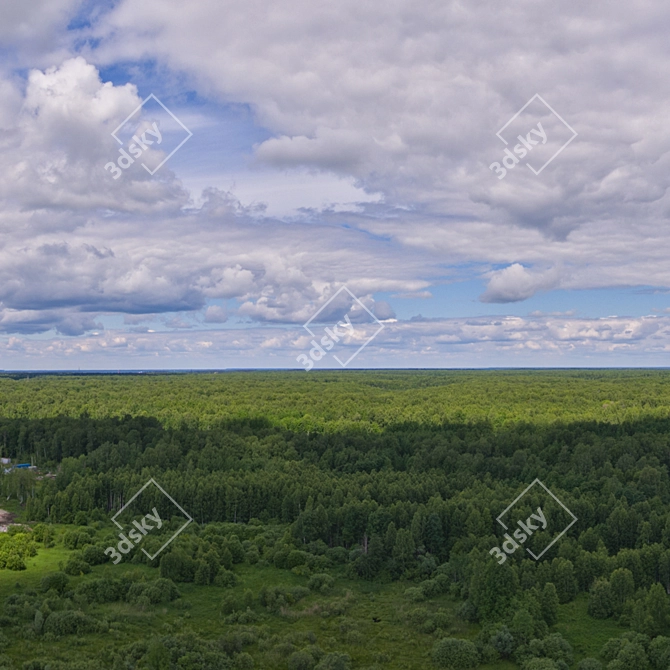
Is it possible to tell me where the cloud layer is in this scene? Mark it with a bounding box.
[1,2,670,365]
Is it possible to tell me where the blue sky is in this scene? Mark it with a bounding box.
[1,0,670,369]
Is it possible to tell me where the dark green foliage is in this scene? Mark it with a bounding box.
[539,583,559,626]
[75,577,127,604]
[39,572,69,595]
[126,578,180,605]
[587,578,614,619]
[489,625,514,658]
[432,637,479,669]
[288,650,316,670]
[81,544,108,565]
[576,660,602,670]
[10,371,670,666]
[159,550,196,582]
[307,573,334,593]
[43,610,102,637]
[63,557,92,576]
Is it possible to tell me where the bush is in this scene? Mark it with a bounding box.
[432,638,479,669]
[31,524,55,547]
[490,625,514,658]
[246,548,260,565]
[419,579,442,598]
[195,560,212,585]
[588,579,614,619]
[287,550,308,568]
[326,547,348,564]
[39,572,69,595]
[62,530,93,551]
[126,579,179,605]
[82,544,108,565]
[224,535,246,564]
[63,558,92,576]
[307,574,334,594]
[288,650,316,670]
[76,578,126,604]
[4,554,26,571]
[214,569,237,588]
[235,652,254,669]
[43,610,101,637]
[159,550,196,583]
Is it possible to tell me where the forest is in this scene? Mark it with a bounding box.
[0,369,669,669]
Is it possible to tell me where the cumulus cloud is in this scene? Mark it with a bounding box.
[1,314,668,370]
[204,305,227,323]
[2,3,670,365]
[81,0,670,239]
[480,264,561,303]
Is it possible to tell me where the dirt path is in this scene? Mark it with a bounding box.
[0,509,17,529]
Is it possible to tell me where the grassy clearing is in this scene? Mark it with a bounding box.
[0,539,614,668]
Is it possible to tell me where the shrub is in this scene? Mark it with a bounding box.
[419,579,441,598]
[287,550,308,568]
[432,638,479,669]
[4,554,26,571]
[214,569,237,588]
[224,535,246,564]
[326,547,348,564]
[63,558,92,576]
[82,544,108,565]
[39,572,69,595]
[307,574,334,594]
[195,560,212,585]
[76,578,126,604]
[43,611,101,637]
[235,652,254,669]
[159,550,196,583]
[289,650,316,670]
[126,579,179,605]
[588,579,614,619]
[490,625,514,658]
[62,530,93,551]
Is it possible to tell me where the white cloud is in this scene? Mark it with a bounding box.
[480,263,560,303]
[2,4,670,365]
[83,0,670,238]
[2,314,669,369]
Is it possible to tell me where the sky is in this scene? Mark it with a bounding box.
[1,0,670,370]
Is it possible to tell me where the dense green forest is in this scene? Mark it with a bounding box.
[1,370,670,669]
